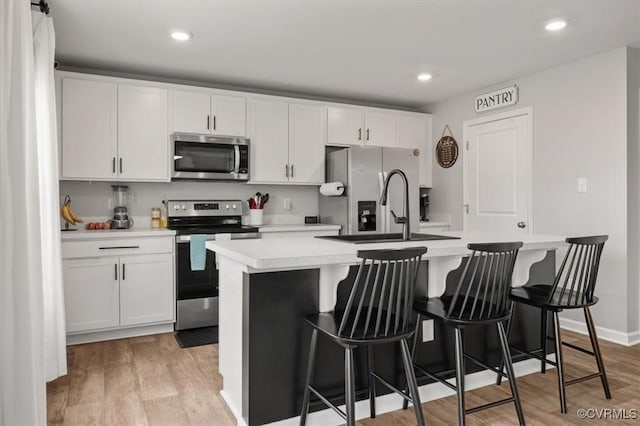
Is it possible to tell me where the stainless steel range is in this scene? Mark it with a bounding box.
[167,200,259,330]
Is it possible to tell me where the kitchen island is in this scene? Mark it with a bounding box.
[207,231,565,426]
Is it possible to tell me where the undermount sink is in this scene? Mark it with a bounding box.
[315,233,460,244]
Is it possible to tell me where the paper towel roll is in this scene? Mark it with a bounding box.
[320,182,345,196]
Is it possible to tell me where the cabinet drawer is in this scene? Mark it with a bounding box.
[62,237,174,259]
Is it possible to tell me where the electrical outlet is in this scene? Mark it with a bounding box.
[422,319,434,342]
[577,177,588,193]
[283,197,291,210]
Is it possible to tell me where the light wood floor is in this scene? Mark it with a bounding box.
[48,330,640,425]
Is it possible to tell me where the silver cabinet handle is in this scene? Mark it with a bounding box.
[114,263,118,281]
[213,115,216,131]
[358,128,362,140]
[122,263,126,280]
[366,128,370,141]
[207,115,210,130]
[119,158,123,174]
[291,164,294,178]
[517,221,527,229]
[285,164,289,178]
[112,157,116,174]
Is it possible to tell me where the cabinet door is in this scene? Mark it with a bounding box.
[398,113,432,187]
[248,98,289,183]
[63,257,120,333]
[119,254,174,326]
[289,103,326,184]
[61,78,117,180]
[118,85,169,181]
[327,106,363,145]
[364,110,397,147]
[212,94,246,137]
[172,90,211,134]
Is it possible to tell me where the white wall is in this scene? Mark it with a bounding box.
[59,181,319,226]
[627,47,640,334]
[424,47,633,334]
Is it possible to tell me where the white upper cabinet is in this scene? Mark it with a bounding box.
[172,90,246,137]
[364,110,397,147]
[172,90,211,134]
[398,112,433,187]
[117,84,169,181]
[327,106,398,147]
[289,103,326,184]
[327,106,364,145]
[59,76,169,182]
[248,98,290,183]
[212,94,246,137]
[61,78,118,180]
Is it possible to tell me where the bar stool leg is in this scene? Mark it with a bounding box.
[400,338,426,426]
[541,308,548,374]
[584,307,612,399]
[497,322,525,425]
[367,345,376,418]
[345,347,356,426]
[552,312,567,413]
[300,329,318,426]
[403,319,421,411]
[496,302,515,386]
[454,328,466,426]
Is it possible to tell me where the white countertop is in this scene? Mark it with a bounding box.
[61,227,176,240]
[257,223,342,233]
[419,221,450,227]
[207,231,565,271]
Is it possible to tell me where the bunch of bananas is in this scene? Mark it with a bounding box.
[60,194,84,225]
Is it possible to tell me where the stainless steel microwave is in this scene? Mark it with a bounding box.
[171,133,249,181]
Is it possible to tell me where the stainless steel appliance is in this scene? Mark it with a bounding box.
[171,133,249,181]
[319,146,420,235]
[110,185,134,229]
[168,200,259,330]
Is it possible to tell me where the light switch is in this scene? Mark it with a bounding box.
[577,177,588,193]
[283,197,291,210]
[422,319,434,342]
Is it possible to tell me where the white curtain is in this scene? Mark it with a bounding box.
[0,1,65,423]
[33,9,67,383]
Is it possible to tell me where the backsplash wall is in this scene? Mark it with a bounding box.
[59,181,320,226]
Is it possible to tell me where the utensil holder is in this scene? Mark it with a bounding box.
[249,209,264,226]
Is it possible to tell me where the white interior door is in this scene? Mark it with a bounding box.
[464,109,532,233]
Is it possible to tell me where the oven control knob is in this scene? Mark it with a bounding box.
[232,204,237,209]
[173,205,179,210]
[181,205,186,210]
[225,204,230,209]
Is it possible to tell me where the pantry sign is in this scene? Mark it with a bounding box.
[475,85,518,113]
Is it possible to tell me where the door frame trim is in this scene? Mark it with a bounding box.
[462,107,533,233]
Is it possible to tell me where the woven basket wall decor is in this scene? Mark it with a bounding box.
[436,125,458,168]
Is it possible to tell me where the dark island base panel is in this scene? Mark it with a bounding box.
[243,251,557,425]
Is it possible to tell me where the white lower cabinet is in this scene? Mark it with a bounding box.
[63,257,120,333]
[62,236,175,337]
[119,254,174,326]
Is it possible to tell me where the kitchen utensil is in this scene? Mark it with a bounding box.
[260,193,269,208]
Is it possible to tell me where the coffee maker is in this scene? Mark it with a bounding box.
[419,188,430,221]
[111,185,134,229]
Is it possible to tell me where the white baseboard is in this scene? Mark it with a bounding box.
[66,322,174,345]
[220,390,248,426]
[559,317,640,347]
[265,357,553,426]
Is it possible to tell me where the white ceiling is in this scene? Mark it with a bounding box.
[52,0,640,108]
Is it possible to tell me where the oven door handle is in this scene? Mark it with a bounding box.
[176,232,259,243]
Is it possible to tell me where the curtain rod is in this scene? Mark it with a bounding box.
[30,0,50,15]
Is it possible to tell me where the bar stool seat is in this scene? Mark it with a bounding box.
[413,295,511,327]
[510,284,599,309]
[300,247,428,426]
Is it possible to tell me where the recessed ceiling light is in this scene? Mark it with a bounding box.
[417,73,432,82]
[545,20,567,31]
[171,31,192,41]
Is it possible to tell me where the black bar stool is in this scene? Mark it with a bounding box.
[497,235,611,413]
[300,247,428,426]
[407,242,526,426]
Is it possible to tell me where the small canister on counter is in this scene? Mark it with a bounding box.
[151,207,161,228]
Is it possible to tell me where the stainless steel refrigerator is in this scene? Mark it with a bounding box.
[319,145,419,235]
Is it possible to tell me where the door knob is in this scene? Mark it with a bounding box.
[517,221,526,229]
